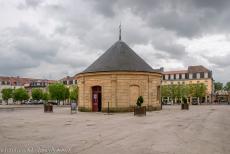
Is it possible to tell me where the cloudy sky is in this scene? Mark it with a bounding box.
[0,0,230,83]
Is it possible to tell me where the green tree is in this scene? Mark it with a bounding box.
[32,89,43,100]
[13,88,29,103]
[197,83,206,99]
[42,92,49,103]
[161,83,206,104]
[189,83,206,103]
[63,87,70,104]
[48,83,66,105]
[175,85,183,99]
[173,85,189,104]
[1,88,13,105]
[64,87,70,100]
[224,82,230,91]
[214,82,223,92]
[188,84,196,97]
[70,87,78,101]
[181,84,189,98]
[169,84,177,103]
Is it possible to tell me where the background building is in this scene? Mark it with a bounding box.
[162,65,214,103]
[59,76,77,87]
[24,79,56,96]
[0,76,55,103]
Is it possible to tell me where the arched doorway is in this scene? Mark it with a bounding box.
[129,85,140,106]
[92,86,102,112]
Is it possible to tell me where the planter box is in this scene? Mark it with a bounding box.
[44,104,53,112]
[181,103,189,110]
[134,106,146,116]
[70,102,77,114]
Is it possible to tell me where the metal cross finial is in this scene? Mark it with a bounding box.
[119,23,121,40]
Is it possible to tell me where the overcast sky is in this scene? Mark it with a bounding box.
[0,0,230,83]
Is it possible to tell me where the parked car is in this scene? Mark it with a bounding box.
[48,101,58,105]
[220,99,226,103]
[167,101,173,105]
[32,100,38,104]
[25,100,33,105]
[162,101,167,105]
[21,100,27,104]
[38,100,44,104]
[162,101,172,105]
[192,101,198,105]
[24,100,43,105]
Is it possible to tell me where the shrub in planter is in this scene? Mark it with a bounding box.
[44,103,53,112]
[136,96,144,107]
[181,97,189,110]
[134,96,146,116]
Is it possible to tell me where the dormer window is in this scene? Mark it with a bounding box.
[197,73,200,79]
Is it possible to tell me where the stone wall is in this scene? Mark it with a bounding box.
[76,72,162,112]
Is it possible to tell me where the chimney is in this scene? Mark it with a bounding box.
[159,67,164,72]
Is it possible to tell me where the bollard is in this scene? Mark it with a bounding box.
[107,101,110,113]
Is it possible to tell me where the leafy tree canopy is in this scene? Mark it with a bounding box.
[224,82,230,91]
[48,83,66,101]
[1,88,13,104]
[64,87,70,100]
[214,82,223,92]
[70,87,78,101]
[13,88,29,102]
[32,88,43,100]
[161,83,207,99]
[42,92,49,101]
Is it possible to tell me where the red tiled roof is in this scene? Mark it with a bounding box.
[0,76,56,86]
[48,80,57,84]
[163,65,210,74]
[188,65,209,73]
[59,76,75,81]
[162,70,188,74]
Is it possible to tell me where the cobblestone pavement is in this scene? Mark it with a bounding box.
[0,105,230,154]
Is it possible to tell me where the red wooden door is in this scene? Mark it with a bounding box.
[92,86,101,112]
[92,93,98,112]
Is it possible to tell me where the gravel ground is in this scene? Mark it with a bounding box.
[0,105,230,154]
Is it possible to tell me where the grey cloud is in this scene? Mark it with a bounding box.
[90,0,230,37]
[206,54,230,67]
[0,50,39,76]
[18,0,44,9]
[25,0,43,8]
[0,23,62,77]
[0,54,38,70]
[1,0,230,82]
[149,12,202,37]
[153,42,186,59]
[54,55,91,69]
[212,66,230,84]
[87,0,117,17]
[14,38,59,60]
[7,24,59,61]
[192,0,230,10]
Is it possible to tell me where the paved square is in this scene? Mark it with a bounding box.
[0,105,230,154]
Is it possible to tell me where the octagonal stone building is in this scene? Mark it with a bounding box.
[76,37,162,112]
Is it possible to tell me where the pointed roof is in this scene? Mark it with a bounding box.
[80,40,159,74]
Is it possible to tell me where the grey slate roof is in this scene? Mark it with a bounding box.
[81,40,159,74]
